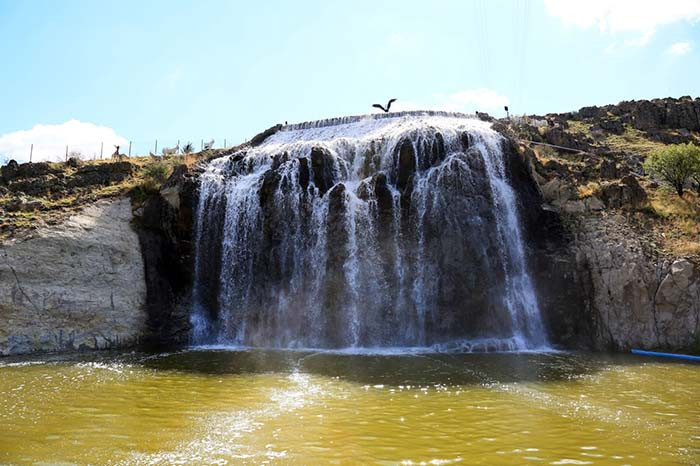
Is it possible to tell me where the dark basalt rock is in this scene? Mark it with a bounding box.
[7,175,64,196]
[597,118,624,134]
[65,157,82,168]
[310,147,336,195]
[250,124,283,147]
[395,139,416,193]
[68,161,134,188]
[544,127,592,151]
[599,159,618,179]
[135,165,198,347]
[17,162,53,178]
[576,106,605,119]
[599,175,647,208]
[298,157,310,190]
[1,159,19,183]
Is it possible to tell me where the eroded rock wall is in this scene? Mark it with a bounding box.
[0,198,147,355]
[570,215,699,351]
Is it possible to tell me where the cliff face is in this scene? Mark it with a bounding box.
[571,216,699,350]
[133,165,198,347]
[0,99,698,355]
[0,198,147,355]
[510,96,700,352]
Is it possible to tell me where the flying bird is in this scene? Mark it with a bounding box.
[372,98,397,113]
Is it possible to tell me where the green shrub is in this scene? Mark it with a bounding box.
[143,161,171,185]
[644,143,700,197]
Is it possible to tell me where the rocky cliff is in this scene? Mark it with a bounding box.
[0,198,147,355]
[571,215,699,350]
[1,99,699,355]
[508,97,700,352]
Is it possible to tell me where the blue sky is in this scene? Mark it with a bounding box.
[1,0,699,161]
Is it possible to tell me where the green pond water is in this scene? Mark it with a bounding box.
[0,349,698,465]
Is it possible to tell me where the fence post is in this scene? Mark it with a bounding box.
[100,142,103,160]
[128,141,132,157]
[201,139,203,151]
[65,145,68,161]
[155,140,158,155]
[224,138,226,148]
[29,144,33,163]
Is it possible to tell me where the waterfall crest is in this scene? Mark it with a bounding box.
[191,113,548,350]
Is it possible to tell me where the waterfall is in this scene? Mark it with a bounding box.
[190,112,548,350]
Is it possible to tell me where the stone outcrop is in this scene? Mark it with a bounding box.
[0,160,135,198]
[599,175,647,208]
[568,216,699,350]
[569,97,700,143]
[517,136,699,352]
[0,198,147,355]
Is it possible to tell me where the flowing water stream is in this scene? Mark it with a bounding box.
[0,349,698,464]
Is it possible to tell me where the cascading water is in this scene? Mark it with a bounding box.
[191,111,548,351]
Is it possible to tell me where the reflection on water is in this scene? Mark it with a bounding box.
[0,349,698,464]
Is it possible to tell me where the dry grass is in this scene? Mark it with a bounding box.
[533,144,559,162]
[577,182,601,199]
[565,120,591,135]
[603,126,667,156]
[646,188,700,256]
[1,151,211,239]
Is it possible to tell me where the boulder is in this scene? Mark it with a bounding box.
[577,106,604,119]
[65,157,82,168]
[17,162,52,178]
[584,196,605,211]
[68,161,134,188]
[1,159,19,183]
[543,127,592,151]
[599,159,618,179]
[600,175,646,208]
[598,118,624,134]
[541,178,575,207]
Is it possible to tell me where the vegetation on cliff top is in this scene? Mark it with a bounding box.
[512,97,700,258]
[0,151,210,239]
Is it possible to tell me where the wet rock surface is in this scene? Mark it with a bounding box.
[133,165,198,347]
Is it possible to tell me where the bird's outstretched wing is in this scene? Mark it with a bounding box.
[372,103,387,112]
[386,98,397,111]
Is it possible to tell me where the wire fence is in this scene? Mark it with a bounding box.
[0,137,240,165]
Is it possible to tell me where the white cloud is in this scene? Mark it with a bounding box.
[668,41,692,55]
[544,0,700,46]
[0,120,128,163]
[383,88,509,115]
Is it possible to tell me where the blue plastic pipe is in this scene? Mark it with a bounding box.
[631,349,700,361]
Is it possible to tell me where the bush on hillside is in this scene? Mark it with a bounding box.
[644,143,700,197]
[143,161,171,185]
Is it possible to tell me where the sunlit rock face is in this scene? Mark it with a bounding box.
[190,112,548,350]
[0,199,147,355]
